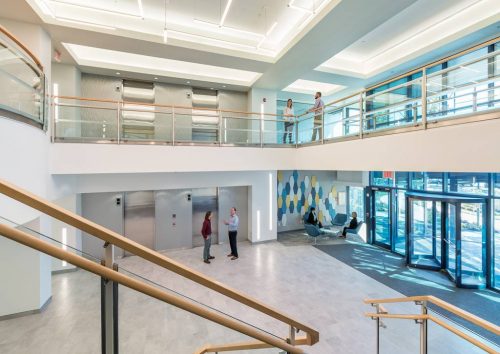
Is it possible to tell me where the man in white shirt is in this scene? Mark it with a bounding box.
[224,207,239,260]
[308,92,324,142]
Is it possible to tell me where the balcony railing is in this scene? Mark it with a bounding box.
[51,37,499,147]
[0,24,46,128]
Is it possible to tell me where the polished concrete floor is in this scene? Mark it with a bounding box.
[0,234,496,353]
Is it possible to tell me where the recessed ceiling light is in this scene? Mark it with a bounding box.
[154,77,158,80]
[187,81,190,84]
[116,72,120,75]
[222,85,226,88]
[210,88,214,90]
[283,79,345,96]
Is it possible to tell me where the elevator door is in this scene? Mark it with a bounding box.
[192,188,218,247]
[124,191,155,256]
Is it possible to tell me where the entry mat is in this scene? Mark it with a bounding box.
[314,243,500,345]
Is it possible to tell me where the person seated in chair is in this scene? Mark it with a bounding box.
[340,212,358,238]
[307,207,323,228]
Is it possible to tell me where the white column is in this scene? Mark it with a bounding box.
[0,19,52,317]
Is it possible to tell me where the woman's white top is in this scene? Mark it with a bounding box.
[284,107,294,122]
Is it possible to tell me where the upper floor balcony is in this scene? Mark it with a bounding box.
[50,38,500,148]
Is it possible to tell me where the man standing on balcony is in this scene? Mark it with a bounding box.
[224,207,239,260]
[308,91,324,142]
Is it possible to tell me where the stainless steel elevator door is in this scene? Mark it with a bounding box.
[124,191,155,256]
[192,188,218,247]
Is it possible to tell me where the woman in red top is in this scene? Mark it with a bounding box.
[201,211,214,264]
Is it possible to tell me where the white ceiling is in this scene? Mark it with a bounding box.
[28,0,335,60]
[1,0,497,101]
[316,0,500,78]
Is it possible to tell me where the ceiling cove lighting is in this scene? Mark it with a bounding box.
[193,19,264,39]
[165,29,258,50]
[283,79,345,96]
[137,0,144,19]
[56,17,117,30]
[288,0,314,14]
[257,21,278,49]
[36,0,55,18]
[163,28,168,43]
[50,0,142,19]
[220,0,233,27]
[266,21,278,36]
[63,43,262,86]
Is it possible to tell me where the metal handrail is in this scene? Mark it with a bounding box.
[0,24,43,71]
[0,223,304,354]
[0,179,319,345]
[365,77,423,100]
[51,37,500,147]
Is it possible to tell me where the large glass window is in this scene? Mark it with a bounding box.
[447,173,489,196]
[493,173,500,196]
[395,172,409,189]
[425,172,443,192]
[372,171,394,187]
[411,172,424,190]
[348,186,364,221]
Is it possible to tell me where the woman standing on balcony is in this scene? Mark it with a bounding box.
[202,211,215,264]
[283,98,295,144]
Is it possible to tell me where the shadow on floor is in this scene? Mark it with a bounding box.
[313,242,500,345]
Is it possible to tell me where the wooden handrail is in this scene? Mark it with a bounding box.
[0,223,304,354]
[365,312,498,354]
[0,179,319,345]
[0,24,44,71]
[364,296,500,336]
[195,337,309,354]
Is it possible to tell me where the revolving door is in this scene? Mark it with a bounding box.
[406,192,487,289]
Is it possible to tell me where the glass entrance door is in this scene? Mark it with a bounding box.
[445,203,457,280]
[373,190,391,248]
[406,192,486,289]
[408,199,441,269]
[459,203,486,287]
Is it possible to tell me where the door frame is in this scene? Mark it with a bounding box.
[369,187,393,250]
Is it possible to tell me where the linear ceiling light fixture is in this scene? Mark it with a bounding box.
[220,0,233,26]
[50,0,142,18]
[288,0,314,14]
[36,0,55,18]
[163,0,168,43]
[193,19,264,38]
[137,0,144,19]
[257,7,277,49]
[166,29,258,50]
[56,17,117,30]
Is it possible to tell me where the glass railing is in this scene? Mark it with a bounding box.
[0,25,46,128]
[53,96,295,147]
[50,38,499,147]
[0,215,303,353]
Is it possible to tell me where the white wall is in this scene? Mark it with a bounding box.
[52,63,81,138]
[0,19,52,317]
[56,171,277,243]
[51,116,500,175]
[295,118,500,172]
[248,88,278,144]
[49,144,295,174]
